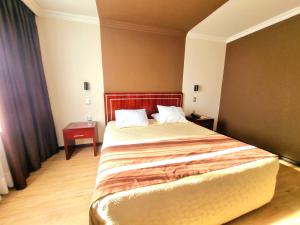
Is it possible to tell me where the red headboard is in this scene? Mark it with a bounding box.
[104,92,183,123]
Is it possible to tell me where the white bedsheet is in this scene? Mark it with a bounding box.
[91,120,279,225]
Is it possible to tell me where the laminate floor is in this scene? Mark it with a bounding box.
[0,147,299,225]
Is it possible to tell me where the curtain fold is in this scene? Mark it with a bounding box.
[0,0,58,189]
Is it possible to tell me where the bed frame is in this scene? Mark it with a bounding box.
[104,92,183,124]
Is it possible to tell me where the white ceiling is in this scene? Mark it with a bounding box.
[190,0,300,40]
[24,0,300,42]
[34,0,98,17]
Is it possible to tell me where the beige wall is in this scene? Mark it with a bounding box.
[182,34,226,130]
[37,17,105,146]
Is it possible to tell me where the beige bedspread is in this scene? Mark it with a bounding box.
[101,120,215,149]
[90,120,279,225]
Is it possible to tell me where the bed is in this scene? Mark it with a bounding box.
[90,92,279,225]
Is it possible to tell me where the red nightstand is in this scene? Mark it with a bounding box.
[63,122,98,160]
[186,116,214,130]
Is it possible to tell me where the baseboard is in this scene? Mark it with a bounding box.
[280,156,300,167]
[58,142,102,150]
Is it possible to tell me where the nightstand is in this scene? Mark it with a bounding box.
[63,122,98,160]
[186,116,214,130]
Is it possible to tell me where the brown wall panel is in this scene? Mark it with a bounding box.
[218,15,300,163]
[101,25,185,92]
[96,0,229,93]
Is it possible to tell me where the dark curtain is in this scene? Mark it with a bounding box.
[0,0,58,189]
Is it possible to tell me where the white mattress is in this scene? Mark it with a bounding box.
[92,120,279,225]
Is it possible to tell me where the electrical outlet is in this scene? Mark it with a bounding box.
[193,97,197,102]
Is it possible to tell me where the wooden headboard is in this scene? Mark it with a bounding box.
[104,92,183,124]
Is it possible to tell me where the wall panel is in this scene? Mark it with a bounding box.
[101,24,185,92]
[218,15,300,163]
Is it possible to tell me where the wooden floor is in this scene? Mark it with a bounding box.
[0,147,99,225]
[0,147,300,225]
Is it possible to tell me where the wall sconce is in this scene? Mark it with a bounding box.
[84,82,90,91]
[193,85,199,103]
[84,82,91,105]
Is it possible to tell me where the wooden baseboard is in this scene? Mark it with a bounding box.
[280,156,300,166]
[58,142,102,150]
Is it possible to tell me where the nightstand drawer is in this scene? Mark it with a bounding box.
[63,128,94,139]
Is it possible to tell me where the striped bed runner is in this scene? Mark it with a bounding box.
[93,134,276,201]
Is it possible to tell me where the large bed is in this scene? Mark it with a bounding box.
[90,93,279,225]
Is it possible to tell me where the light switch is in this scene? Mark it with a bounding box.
[85,97,91,105]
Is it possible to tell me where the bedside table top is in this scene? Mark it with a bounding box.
[64,121,96,130]
[186,116,213,121]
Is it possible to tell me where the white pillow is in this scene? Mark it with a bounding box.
[115,109,149,128]
[151,113,160,121]
[156,105,187,123]
[176,107,186,117]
